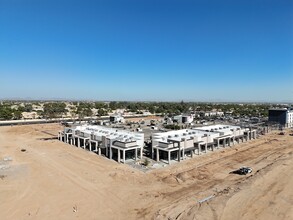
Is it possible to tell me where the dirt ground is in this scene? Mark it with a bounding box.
[0,124,292,220]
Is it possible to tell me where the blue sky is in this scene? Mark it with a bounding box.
[0,0,292,102]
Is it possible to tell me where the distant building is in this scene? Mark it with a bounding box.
[200,111,224,117]
[268,108,293,128]
[173,114,194,124]
[109,114,125,123]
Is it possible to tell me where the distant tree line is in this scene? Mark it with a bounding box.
[0,100,291,121]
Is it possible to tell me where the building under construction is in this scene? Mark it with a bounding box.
[58,124,257,165]
[268,108,293,128]
[151,125,256,164]
[58,125,144,163]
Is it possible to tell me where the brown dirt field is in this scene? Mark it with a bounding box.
[0,124,292,220]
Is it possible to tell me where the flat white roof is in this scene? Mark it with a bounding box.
[73,125,142,142]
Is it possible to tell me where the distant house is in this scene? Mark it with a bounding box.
[268,108,293,128]
[200,111,224,117]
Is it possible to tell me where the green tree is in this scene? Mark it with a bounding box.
[13,110,23,120]
[0,106,13,120]
[43,102,67,118]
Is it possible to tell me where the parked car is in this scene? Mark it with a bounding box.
[230,167,252,175]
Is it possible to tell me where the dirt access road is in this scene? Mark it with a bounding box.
[0,124,292,220]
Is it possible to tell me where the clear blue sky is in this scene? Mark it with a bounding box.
[0,0,292,102]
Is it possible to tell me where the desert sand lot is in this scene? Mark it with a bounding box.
[0,124,292,220]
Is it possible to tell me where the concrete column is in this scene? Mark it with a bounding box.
[118,149,120,163]
[109,146,112,159]
[156,148,159,162]
[66,135,69,143]
[205,143,207,153]
[228,138,231,147]
[178,144,181,162]
[217,139,220,149]
[182,147,185,160]
[98,147,101,155]
[183,139,187,160]
[89,142,92,151]
[168,151,171,164]
[223,139,226,148]
[123,150,126,163]
[73,136,75,146]
[212,143,214,151]
[140,147,143,159]
[135,148,138,161]
[78,138,80,148]
[198,144,200,155]
[70,138,73,145]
